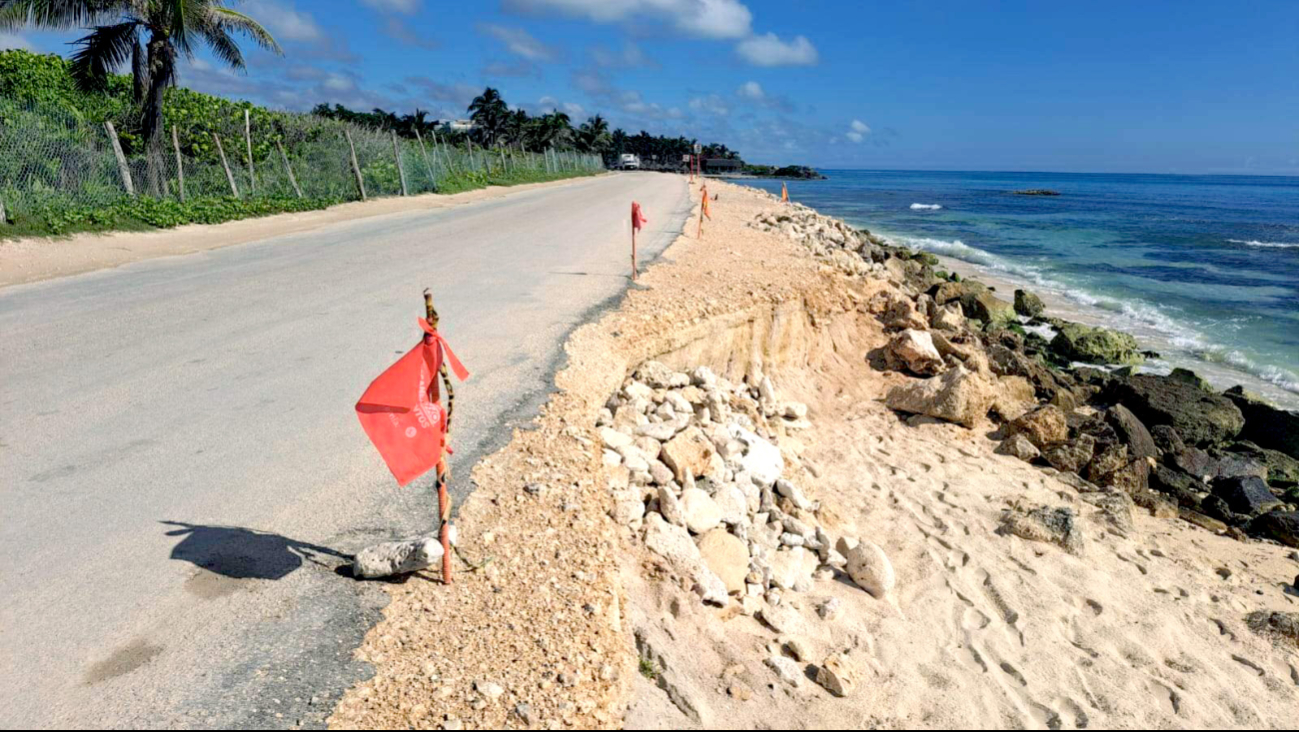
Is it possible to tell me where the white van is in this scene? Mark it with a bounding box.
[619,153,641,170]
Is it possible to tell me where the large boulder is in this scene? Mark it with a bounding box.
[966,291,1017,327]
[661,426,716,482]
[1211,476,1283,516]
[1150,465,1205,507]
[1247,511,1299,548]
[1105,404,1158,461]
[1007,404,1069,449]
[1014,289,1045,318]
[1043,434,1096,474]
[1109,374,1244,447]
[884,366,997,428]
[1050,323,1144,365]
[1171,447,1267,482]
[1225,442,1299,488]
[997,504,1084,555]
[643,514,728,604]
[885,329,945,376]
[844,541,896,598]
[696,529,749,594]
[1224,386,1299,460]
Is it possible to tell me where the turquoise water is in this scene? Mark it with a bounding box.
[744,171,1299,409]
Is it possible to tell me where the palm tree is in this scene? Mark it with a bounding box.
[0,0,281,195]
[576,113,609,155]
[467,86,508,147]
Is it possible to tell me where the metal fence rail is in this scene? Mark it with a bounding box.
[0,99,604,222]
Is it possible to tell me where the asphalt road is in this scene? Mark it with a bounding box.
[0,172,690,728]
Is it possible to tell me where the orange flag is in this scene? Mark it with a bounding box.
[781,181,789,202]
[631,201,648,231]
[355,319,469,486]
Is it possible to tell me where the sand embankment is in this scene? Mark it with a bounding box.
[329,179,1299,730]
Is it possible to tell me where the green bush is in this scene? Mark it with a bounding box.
[4,194,342,237]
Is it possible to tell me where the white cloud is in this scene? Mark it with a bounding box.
[735,33,818,67]
[479,24,559,62]
[689,93,730,117]
[361,0,421,13]
[505,0,752,39]
[243,1,325,43]
[590,40,652,68]
[736,80,765,100]
[846,119,871,143]
[0,32,32,51]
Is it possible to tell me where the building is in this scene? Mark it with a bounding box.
[701,158,743,174]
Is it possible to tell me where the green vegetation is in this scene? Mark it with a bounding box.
[3,194,342,237]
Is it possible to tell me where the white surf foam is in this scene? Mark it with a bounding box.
[1228,239,1299,249]
[886,234,1299,398]
[910,203,942,210]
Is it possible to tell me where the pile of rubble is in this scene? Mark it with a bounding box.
[748,204,891,278]
[599,360,893,695]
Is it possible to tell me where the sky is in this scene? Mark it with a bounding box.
[3,0,1297,174]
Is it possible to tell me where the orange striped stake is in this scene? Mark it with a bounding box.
[631,201,648,280]
[781,181,789,203]
[697,185,711,239]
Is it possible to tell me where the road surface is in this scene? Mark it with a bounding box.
[0,172,690,728]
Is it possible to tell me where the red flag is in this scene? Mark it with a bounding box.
[355,319,469,486]
[631,201,648,231]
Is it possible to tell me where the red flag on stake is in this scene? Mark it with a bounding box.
[355,319,469,486]
[631,201,648,280]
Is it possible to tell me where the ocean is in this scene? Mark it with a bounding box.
[742,170,1299,410]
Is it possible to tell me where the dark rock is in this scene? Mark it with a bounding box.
[1171,447,1267,482]
[1211,476,1283,516]
[1050,323,1144,366]
[1200,495,1234,523]
[1224,386,1299,460]
[987,345,1083,408]
[930,280,986,306]
[1150,465,1204,508]
[1150,425,1185,456]
[1247,511,1299,548]
[1167,367,1212,392]
[1014,289,1045,318]
[1179,507,1228,534]
[1105,404,1158,461]
[1108,374,1244,446]
[1044,434,1096,474]
[1014,189,1061,196]
[1225,442,1299,487]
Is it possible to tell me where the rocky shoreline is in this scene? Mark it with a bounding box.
[747,200,1299,549]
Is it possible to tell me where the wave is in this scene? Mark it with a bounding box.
[886,234,1299,397]
[910,203,942,210]
[1228,239,1299,249]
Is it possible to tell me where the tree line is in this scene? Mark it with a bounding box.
[313,86,746,170]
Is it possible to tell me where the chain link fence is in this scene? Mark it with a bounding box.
[0,98,605,224]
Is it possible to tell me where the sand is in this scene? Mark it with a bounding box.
[0,175,607,289]
[327,178,1299,729]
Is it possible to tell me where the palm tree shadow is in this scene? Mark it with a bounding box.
[161,521,350,581]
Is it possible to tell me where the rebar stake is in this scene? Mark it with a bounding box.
[425,289,455,585]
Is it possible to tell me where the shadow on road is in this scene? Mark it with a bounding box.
[162,521,349,581]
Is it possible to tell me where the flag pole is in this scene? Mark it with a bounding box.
[424,288,455,585]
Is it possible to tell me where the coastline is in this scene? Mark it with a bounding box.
[329,177,1299,729]
[925,250,1299,411]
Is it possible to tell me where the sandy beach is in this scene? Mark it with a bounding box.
[327,177,1299,729]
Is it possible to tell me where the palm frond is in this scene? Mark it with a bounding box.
[207,5,280,55]
[0,0,130,31]
[68,20,140,92]
[201,25,245,70]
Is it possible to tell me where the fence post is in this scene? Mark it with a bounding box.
[244,108,256,192]
[276,140,303,199]
[171,126,186,202]
[344,129,367,201]
[0,196,6,224]
[104,121,136,197]
[213,133,240,198]
[391,130,408,196]
[414,128,437,189]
